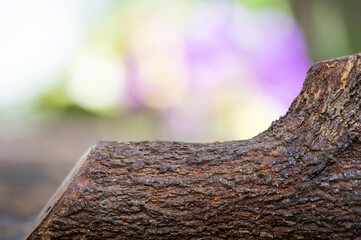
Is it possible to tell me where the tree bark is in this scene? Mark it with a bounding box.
[26,54,361,239]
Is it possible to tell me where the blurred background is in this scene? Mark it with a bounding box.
[1,0,361,239]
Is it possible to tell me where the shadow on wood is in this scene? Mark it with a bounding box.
[26,53,361,239]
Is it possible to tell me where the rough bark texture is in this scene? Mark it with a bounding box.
[27,54,361,239]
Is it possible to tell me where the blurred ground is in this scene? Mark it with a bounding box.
[0,116,161,239]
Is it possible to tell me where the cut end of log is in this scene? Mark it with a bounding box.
[26,54,361,239]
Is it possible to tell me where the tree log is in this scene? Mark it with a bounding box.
[27,54,361,239]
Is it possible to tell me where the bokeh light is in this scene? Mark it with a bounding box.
[44,0,311,140]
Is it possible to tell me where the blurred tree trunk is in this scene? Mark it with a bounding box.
[27,54,361,239]
[291,0,361,62]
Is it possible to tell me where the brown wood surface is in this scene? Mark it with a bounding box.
[27,54,361,239]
